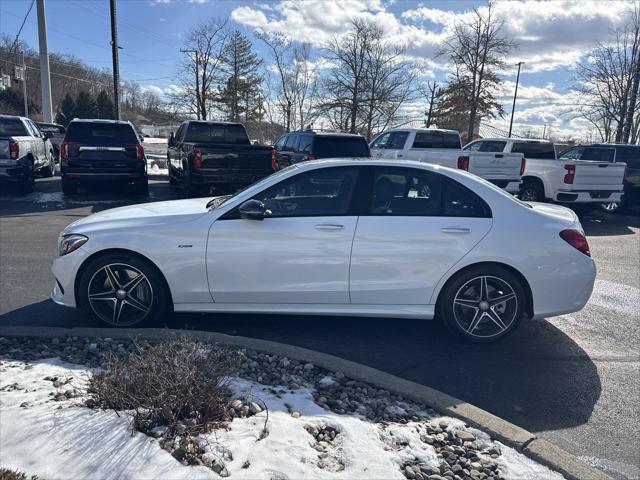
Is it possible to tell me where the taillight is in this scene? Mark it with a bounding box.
[559,229,590,257]
[9,140,19,159]
[563,164,575,184]
[271,148,278,170]
[193,147,202,170]
[520,157,526,176]
[127,144,144,161]
[59,141,78,165]
[457,156,469,171]
[307,153,317,161]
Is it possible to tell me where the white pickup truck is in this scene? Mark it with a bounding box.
[370,128,524,193]
[463,138,626,205]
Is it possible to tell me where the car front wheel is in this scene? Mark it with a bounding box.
[78,253,169,327]
[439,266,526,343]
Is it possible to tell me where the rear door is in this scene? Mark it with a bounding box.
[350,167,492,305]
[65,122,141,171]
[370,131,410,159]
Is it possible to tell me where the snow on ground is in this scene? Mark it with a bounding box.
[0,358,563,480]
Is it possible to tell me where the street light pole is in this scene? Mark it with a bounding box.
[21,51,28,117]
[36,0,53,123]
[110,0,121,120]
[508,61,524,138]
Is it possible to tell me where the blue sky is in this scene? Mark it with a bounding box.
[0,0,633,139]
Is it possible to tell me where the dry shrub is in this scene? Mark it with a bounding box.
[88,337,234,436]
[0,469,38,480]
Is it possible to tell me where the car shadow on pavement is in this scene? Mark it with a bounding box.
[0,300,599,436]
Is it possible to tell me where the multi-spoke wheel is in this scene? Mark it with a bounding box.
[79,253,169,327]
[439,266,526,342]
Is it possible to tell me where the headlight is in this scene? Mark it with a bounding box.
[59,234,88,256]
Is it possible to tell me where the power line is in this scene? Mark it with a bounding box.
[9,0,35,54]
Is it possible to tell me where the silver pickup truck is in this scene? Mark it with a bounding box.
[0,115,55,193]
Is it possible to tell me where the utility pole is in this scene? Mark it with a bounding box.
[110,0,121,120]
[180,49,200,119]
[20,51,28,117]
[425,81,437,128]
[508,61,524,138]
[36,0,53,122]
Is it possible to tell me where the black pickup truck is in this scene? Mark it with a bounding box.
[167,121,274,197]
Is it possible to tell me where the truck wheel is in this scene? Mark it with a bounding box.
[62,177,77,196]
[519,180,544,202]
[42,153,55,177]
[19,161,35,194]
[135,178,149,196]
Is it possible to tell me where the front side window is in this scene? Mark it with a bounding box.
[370,131,409,150]
[274,135,287,150]
[253,167,358,217]
[371,168,442,215]
[370,132,391,149]
[464,141,483,152]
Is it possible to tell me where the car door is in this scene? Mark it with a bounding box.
[370,131,410,159]
[349,167,493,305]
[25,120,46,167]
[207,166,360,304]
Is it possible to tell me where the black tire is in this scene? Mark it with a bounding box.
[518,180,544,202]
[78,252,170,327]
[61,177,77,196]
[168,164,178,186]
[438,265,527,343]
[18,161,35,194]
[134,178,149,195]
[42,152,55,177]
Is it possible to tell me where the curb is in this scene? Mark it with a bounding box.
[0,325,610,480]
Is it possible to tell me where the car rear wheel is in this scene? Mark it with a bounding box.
[78,253,169,327]
[519,180,544,202]
[19,161,35,194]
[61,177,77,195]
[42,152,55,177]
[439,266,526,343]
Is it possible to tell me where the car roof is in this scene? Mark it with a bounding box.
[382,128,460,135]
[288,131,364,137]
[69,118,133,125]
[187,120,242,126]
[584,143,640,148]
[477,137,553,144]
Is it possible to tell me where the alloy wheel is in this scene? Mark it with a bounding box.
[452,275,518,339]
[87,263,154,326]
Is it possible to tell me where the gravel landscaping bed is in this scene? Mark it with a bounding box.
[0,336,562,480]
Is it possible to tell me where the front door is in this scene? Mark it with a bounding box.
[349,167,493,305]
[207,166,360,304]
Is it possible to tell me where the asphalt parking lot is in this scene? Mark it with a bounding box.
[1,176,638,479]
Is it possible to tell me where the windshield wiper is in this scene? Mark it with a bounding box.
[206,195,232,209]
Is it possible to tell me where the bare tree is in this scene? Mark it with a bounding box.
[440,2,516,140]
[257,33,320,132]
[170,18,228,120]
[577,7,640,143]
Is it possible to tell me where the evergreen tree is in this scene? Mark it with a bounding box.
[74,91,97,119]
[218,31,262,123]
[55,93,76,127]
[95,90,115,119]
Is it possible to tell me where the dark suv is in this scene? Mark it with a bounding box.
[60,119,147,195]
[558,143,640,210]
[273,131,370,169]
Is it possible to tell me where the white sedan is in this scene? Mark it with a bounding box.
[52,159,596,342]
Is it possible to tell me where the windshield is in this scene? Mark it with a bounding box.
[207,164,299,210]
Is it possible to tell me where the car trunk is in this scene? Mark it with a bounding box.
[469,153,522,179]
[569,161,626,191]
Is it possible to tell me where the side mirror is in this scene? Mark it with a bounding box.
[43,131,53,139]
[238,199,267,220]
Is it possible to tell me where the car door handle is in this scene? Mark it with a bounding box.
[441,227,471,234]
[315,224,344,230]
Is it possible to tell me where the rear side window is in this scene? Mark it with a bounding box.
[443,180,486,217]
[65,122,138,146]
[0,118,28,136]
[412,131,461,149]
[184,123,250,144]
[512,142,556,159]
[313,136,370,158]
[371,168,442,215]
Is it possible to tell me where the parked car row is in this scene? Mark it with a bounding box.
[2,113,638,213]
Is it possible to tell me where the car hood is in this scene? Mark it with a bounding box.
[65,197,213,232]
[528,202,580,225]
